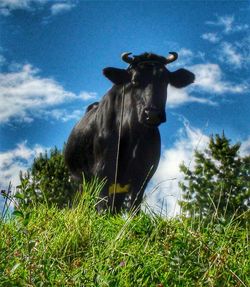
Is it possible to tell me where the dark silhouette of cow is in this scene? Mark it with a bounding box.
[64,52,195,213]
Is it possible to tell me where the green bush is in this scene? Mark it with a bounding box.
[17,147,79,209]
[179,133,250,222]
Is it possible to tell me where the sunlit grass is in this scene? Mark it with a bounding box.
[0,180,249,286]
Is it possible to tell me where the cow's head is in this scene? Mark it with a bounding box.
[103,52,195,127]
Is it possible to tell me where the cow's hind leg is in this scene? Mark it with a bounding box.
[95,193,126,214]
[95,183,127,214]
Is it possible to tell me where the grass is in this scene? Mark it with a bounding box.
[0,181,249,287]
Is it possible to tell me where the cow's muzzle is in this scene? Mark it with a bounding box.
[142,108,166,126]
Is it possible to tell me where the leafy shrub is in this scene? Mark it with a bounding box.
[17,147,79,209]
[179,133,250,222]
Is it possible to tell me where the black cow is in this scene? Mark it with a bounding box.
[64,52,195,213]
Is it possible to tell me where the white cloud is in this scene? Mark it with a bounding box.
[219,42,243,68]
[206,15,248,34]
[190,63,247,94]
[0,63,96,123]
[144,122,209,217]
[206,15,249,34]
[172,48,205,68]
[168,62,247,107]
[0,141,46,189]
[218,15,233,33]
[201,32,220,43]
[178,48,193,58]
[240,137,250,157]
[0,0,44,14]
[42,108,83,122]
[206,15,234,34]
[0,0,34,10]
[0,0,76,16]
[202,16,249,70]
[150,58,247,108]
[167,85,215,107]
[79,91,97,101]
[51,2,75,15]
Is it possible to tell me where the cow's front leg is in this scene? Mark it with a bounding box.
[92,158,125,213]
[95,183,128,214]
[93,138,130,212]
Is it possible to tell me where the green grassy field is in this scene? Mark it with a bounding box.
[0,181,249,287]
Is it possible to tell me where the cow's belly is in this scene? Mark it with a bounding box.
[118,129,161,185]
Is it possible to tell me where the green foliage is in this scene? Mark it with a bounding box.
[179,133,250,221]
[0,181,249,286]
[17,147,78,209]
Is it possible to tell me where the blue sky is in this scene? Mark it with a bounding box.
[0,0,250,215]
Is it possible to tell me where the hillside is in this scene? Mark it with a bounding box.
[0,183,249,287]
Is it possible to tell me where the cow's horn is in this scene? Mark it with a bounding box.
[165,52,178,64]
[121,52,134,64]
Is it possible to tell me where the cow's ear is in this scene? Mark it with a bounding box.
[169,69,195,88]
[103,67,131,85]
